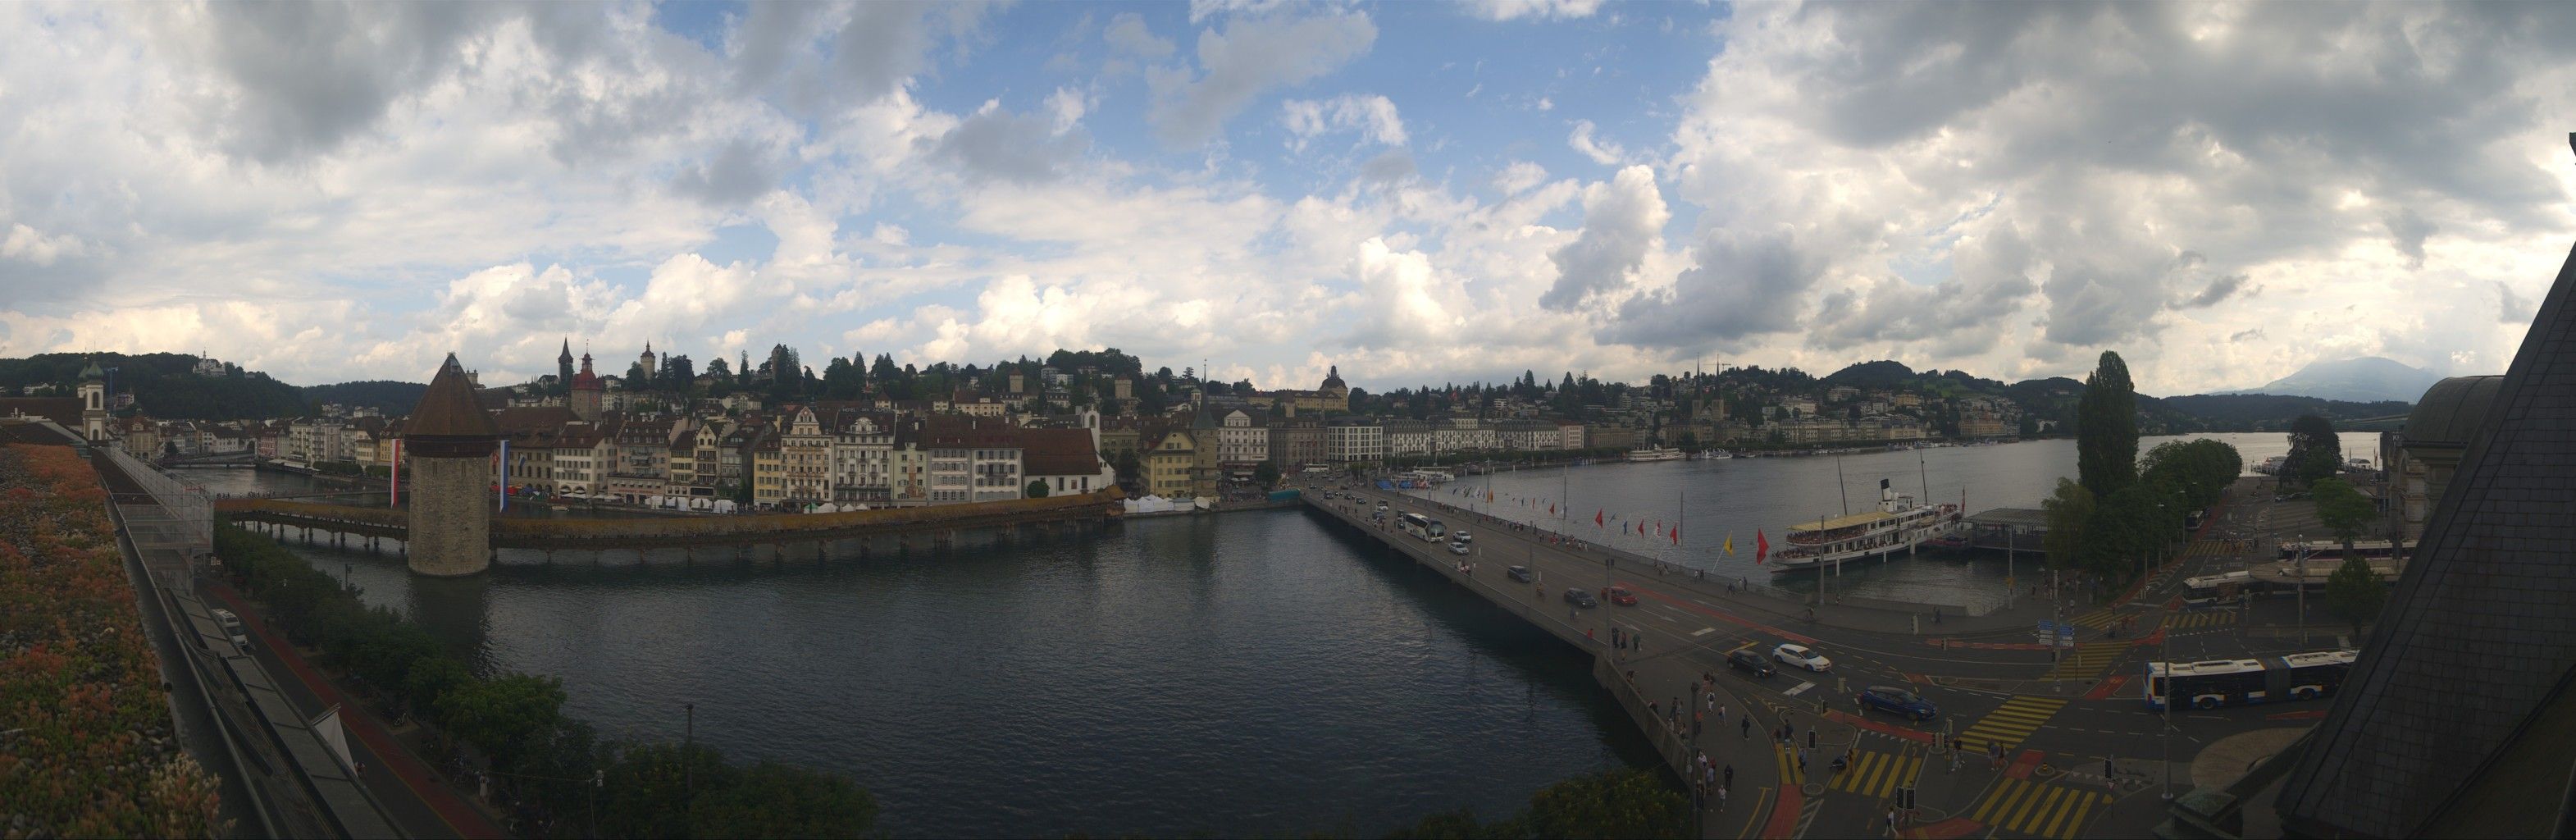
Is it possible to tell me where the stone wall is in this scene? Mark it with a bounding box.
[406,455,490,576]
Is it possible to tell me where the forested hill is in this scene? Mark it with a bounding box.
[0,353,308,418]
[302,381,427,414]
[2154,393,2413,431]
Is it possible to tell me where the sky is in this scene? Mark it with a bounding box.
[3,1,2575,395]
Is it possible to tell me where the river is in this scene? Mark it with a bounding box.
[218,430,2368,836]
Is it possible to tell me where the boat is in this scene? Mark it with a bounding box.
[1693,449,1734,460]
[1627,446,1686,462]
[2254,455,2288,476]
[1767,480,1962,572]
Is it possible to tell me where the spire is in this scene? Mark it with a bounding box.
[559,338,573,363]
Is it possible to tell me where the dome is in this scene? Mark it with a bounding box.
[1321,364,1346,390]
[77,358,104,381]
[2404,375,2504,446]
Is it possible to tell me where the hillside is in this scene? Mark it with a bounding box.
[2157,393,2413,431]
[0,353,307,419]
[2235,356,2443,403]
[303,381,427,414]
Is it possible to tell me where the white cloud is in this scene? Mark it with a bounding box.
[1104,12,1174,58]
[1567,119,1627,165]
[1,224,88,266]
[1463,0,1605,22]
[1046,86,1092,134]
[1541,165,1668,311]
[1493,161,1549,195]
[1280,94,1407,151]
[1148,9,1379,146]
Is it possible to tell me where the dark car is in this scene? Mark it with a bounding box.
[1726,650,1775,678]
[1507,565,1534,583]
[1563,588,1599,609]
[1857,685,1938,721]
[1607,586,1638,606]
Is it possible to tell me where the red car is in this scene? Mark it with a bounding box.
[1607,587,1639,606]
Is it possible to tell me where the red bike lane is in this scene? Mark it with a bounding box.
[208,583,506,839]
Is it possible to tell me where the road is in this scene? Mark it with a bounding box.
[1312,473,2337,839]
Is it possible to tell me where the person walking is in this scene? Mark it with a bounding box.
[1885,807,1899,838]
[1740,717,1752,740]
[1723,763,1734,791]
[1808,727,1817,750]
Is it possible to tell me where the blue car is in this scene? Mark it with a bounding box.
[1858,686,1937,721]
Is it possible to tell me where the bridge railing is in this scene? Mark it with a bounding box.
[102,445,212,559]
[217,488,1125,541]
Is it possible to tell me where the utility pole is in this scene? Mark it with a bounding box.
[2296,535,2309,648]
[683,701,695,823]
[2161,619,2174,801]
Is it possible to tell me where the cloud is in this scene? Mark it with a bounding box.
[2230,327,2266,342]
[1147,10,1379,146]
[1359,149,1417,182]
[1104,12,1174,58]
[931,105,1090,184]
[1540,166,1667,311]
[1,224,89,266]
[1462,0,1605,22]
[2497,281,2532,324]
[1280,94,1408,150]
[1493,162,1549,195]
[1046,86,1092,134]
[1806,225,2040,354]
[2176,273,2250,309]
[2384,207,2437,270]
[670,139,782,205]
[171,2,504,163]
[1567,119,1626,165]
[1612,226,1824,349]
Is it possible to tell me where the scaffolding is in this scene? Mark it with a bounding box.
[103,445,212,557]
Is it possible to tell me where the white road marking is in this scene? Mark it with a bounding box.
[1784,681,1816,696]
[1694,627,1716,637]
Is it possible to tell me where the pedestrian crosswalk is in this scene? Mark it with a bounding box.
[1826,748,1922,798]
[2166,610,2239,629]
[2185,540,2241,556]
[2067,608,2121,629]
[1969,777,2109,839]
[2043,641,2125,680]
[1958,696,2066,751]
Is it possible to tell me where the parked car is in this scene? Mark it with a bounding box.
[1452,529,1471,544]
[1606,586,1638,606]
[1507,565,1535,583]
[1857,685,1938,721]
[1563,588,1599,609]
[1448,541,1470,555]
[1773,643,1832,672]
[1727,650,1776,678]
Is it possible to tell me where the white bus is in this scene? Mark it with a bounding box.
[2181,570,2255,607]
[2146,650,2355,710]
[1396,512,1446,542]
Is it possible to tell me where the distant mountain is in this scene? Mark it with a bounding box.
[1821,359,1916,388]
[2154,394,2414,431]
[302,381,427,414]
[0,353,309,419]
[2233,357,2443,404]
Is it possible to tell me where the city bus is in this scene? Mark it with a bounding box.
[1396,512,1447,541]
[2145,650,2356,710]
[2180,570,2255,607]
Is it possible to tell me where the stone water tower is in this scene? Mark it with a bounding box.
[402,354,499,576]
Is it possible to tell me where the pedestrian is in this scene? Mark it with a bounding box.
[1636,632,1644,653]
[1724,763,1734,790]
[1740,717,1752,740]
[1885,807,1899,837]
[1808,727,1817,750]
[1717,783,1728,810]
[2106,755,2117,782]
[1798,747,1808,774]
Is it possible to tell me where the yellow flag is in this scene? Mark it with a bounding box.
[1723,532,1735,556]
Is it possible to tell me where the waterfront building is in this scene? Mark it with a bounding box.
[1243,365,1352,416]
[1556,419,1586,450]
[549,422,611,498]
[921,417,1024,504]
[829,409,898,504]
[607,418,673,504]
[1383,419,1431,457]
[1324,419,1384,463]
[1432,418,1495,454]
[1142,427,1197,499]
[752,433,786,507]
[569,352,604,421]
[402,354,499,576]
[782,406,832,504]
[1097,418,1143,463]
[1216,409,1268,465]
[1268,418,1325,467]
[889,422,929,506]
[2381,376,2502,542]
[1021,427,1113,496]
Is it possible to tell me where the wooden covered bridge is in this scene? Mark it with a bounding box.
[216,488,1124,553]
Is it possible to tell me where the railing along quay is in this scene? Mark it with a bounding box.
[216,489,1124,550]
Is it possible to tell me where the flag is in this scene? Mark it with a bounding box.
[1486,489,1493,503]
[1755,530,1769,563]
[1551,504,1557,514]
[1724,532,1735,556]
[1595,509,1604,527]
[1671,525,1680,546]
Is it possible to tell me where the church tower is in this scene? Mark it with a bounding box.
[557,338,576,391]
[639,341,658,387]
[76,358,107,442]
[402,354,500,576]
[571,352,604,421]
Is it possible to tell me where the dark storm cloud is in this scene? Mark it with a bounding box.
[2176,273,2250,309]
[195,2,504,163]
[1610,226,1821,347]
[2384,208,2436,269]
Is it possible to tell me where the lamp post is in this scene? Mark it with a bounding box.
[2296,534,2309,648]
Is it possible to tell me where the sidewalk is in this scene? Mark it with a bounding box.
[207,582,508,840]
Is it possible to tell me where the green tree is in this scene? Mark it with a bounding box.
[2284,414,2341,486]
[1024,479,1049,498]
[2076,351,2138,498]
[2310,477,2375,558]
[1521,769,1689,839]
[435,673,568,771]
[695,760,881,838]
[2325,554,2388,637]
[2041,478,2094,571]
[1252,460,1282,488]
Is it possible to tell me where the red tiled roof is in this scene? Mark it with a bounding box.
[1020,427,1101,477]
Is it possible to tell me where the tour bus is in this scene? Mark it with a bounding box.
[2146,650,2356,710]
[2275,539,2414,563]
[2180,570,2255,607]
[1396,512,1447,542]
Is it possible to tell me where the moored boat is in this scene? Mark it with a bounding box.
[1767,480,1961,572]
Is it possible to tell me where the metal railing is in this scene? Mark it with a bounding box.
[103,445,212,558]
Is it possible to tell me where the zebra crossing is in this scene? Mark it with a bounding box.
[1826,748,1922,799]
[1969,777,2109,839]
[2067,608,2122,629]
[2186,540,2245,556]
[2166,610,2239,629]
[1957,696,2066,751]
[2043,641,2126,680]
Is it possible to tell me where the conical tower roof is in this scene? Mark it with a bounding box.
[403,354,499,439]
[78,357,104,381]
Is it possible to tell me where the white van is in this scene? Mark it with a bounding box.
[212,608,248,646]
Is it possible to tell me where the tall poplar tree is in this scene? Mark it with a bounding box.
[2077,350,2139,498]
